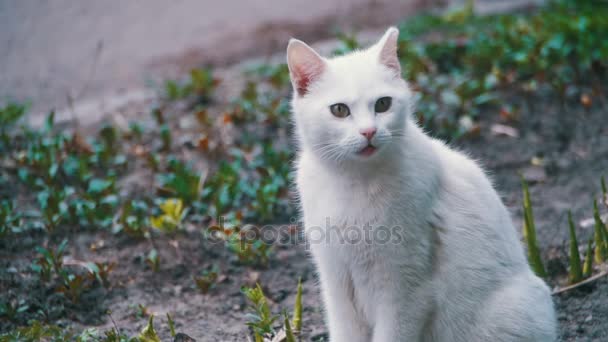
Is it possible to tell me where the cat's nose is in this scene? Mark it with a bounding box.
[359,127,377,141]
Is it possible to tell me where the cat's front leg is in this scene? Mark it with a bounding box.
[371,286,434,342]
[316,259,372,342]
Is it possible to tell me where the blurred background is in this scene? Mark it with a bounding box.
[1,1,607,341]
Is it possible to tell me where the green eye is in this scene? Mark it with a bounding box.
[330,103,350,118]
[374,97,392,113]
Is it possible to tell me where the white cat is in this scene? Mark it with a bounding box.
[287,27,557,342]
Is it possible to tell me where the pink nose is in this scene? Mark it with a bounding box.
[359,127,377,140]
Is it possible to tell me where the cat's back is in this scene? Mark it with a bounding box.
[426,135,528,269]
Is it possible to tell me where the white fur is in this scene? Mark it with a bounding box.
[287,27,557,342]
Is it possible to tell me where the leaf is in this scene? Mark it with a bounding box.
[583,239,594,278]
[284,312,296,342]
[150,198,186,233]
[602,175,607,208]
[593,199,608,264]
[292,278,302,333]
[88,178,113,195]
[567,211,583,284]
[521,178,546,278]
[167,312,176,337]
[139,315,161,342]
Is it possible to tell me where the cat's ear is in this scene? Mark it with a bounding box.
[287,39,326,97]
[373,27,401,74]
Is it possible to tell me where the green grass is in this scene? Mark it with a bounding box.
[521,178,547,278]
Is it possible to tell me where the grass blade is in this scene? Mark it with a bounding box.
[167,312,176,337]
[583,239,594,278]
[292,277,303,333]
[593,199,607,264]
[521,178,546,278]
[567,211,583,284]
[601,175,607,208]
[284,311,296,342]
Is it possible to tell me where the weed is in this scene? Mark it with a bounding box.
[133,304,150,319]
[292,277,303,333]
[36,187,67,233]
[31,239,69,282]
[521,179,546,278]
[139,315,161,342]
[0,200,21,237]
[114,200,149,238]
[150,198,187,233]
[242,283,277,341]
[0,320,73,341]
[567,211,583,284]
[0,299,29,322]
[583,239,594,278]
[58,273,90,304]
[165,67,217,102]
[146,249,161,272]
[167,312,176,337]
[157,158,205,204]
[593,199,608,264]
[0,102,27,150]
[284,311,296,342]
[193,265,220,294]
[210,224,272,266]
[87,261,116,288]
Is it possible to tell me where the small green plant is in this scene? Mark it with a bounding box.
[193,265,220,294]
[0,102,27,150]
[0,299,29,322]
[133,304,150,319]
[87,261,116,288]
[36,187,67,233]
[521,179,546,278]
[567,211,583,284]
[601,175,607,208]
[167,312,176,337]
[150,198,187,233]
[0,200,21,237]
[159,124,171,151]
[138,315,161,342]
[165,67,217,102]
[146,249,160,272]
[58,273,90,304]
[242,283,277,342]
[31,239,69,282]
[292,277,303,333]
[114,200,149,238]
[283,311,296,342]
[158,158,205,204]
[593,199,608,264]
[583,239,594,278]
[212,225,272,266]
[0,320,73,341]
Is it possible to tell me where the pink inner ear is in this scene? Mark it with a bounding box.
[294,66,313,96]
[293,62,324,96]
[379,30,401,74]
[287,40,325,97]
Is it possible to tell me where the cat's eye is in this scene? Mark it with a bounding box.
[374,97,392,113]
[330,103,350,118]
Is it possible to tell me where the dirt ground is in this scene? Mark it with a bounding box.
[2,77,607,342]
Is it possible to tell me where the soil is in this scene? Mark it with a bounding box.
[2,87,607,341]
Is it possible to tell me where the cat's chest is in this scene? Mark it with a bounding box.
[297,161,400,228]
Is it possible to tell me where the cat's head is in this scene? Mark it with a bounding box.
[287,27,413,165]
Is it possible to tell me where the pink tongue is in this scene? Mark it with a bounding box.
[360,146,376,156]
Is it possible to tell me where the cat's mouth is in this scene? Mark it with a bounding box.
[358,144,377,157]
